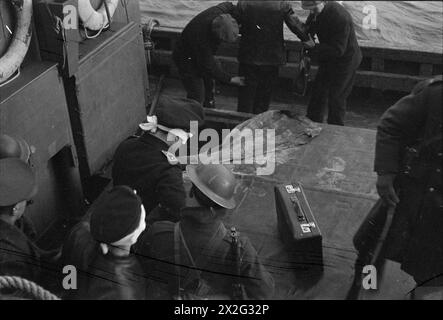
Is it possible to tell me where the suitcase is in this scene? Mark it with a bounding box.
[274,182,323,270]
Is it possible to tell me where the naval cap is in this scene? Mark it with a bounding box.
[155,96,205,131]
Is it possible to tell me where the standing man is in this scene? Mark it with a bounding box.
[112,96,204,222]
[302,1,362,126]
[173,2,245,108]
[237,0,312,114]
[374,76,442,299]
[136,164,275,300]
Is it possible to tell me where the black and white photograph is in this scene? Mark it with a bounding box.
[0,0,442,307]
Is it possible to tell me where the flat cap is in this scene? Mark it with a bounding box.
[90,186,143,244]
[155,96,205,131]
[0,158,37,207]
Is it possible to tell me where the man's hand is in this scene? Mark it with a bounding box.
[303,35,315,49]
[230,76,246,86]
[376,174,400,207]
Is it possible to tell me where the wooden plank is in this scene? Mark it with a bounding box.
[371,58,385,72]
[153,49,427,92]
[204,108,253,125]
[419,63,434,76]
[151,27,442,65]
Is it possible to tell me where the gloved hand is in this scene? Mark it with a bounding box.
[376,174,400,207]
[303,35,315,49]
[230,76,246,86]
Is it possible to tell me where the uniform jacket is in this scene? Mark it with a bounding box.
[62,221,147,300]
[306,1,362,68]
[112,134,185,220]
[0,219,41,284]
[374,77,442,285]
[135,207,275,300]
[237,0,309,65]
[79,254,147,300]
[173,2,237,83]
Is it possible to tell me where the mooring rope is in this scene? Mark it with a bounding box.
[0,276,60,300]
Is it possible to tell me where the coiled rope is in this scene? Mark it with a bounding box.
[0,276,60,300]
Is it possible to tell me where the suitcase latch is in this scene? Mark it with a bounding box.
[301,222,316,233]
[286,185,301,194]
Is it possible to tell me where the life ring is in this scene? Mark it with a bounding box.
[78,0,119,31]
[0,0,33,85]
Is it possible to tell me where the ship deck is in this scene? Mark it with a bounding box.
[147,75,416,300]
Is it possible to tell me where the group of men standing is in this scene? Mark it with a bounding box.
[173,0,362,126]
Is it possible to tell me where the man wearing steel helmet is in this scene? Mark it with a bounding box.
[0,134,37,241]
[135,164,274,300]
[0,158,41,285]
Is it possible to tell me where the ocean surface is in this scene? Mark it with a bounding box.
[139,1,443,53]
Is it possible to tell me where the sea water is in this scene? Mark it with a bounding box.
[139,1,443,53]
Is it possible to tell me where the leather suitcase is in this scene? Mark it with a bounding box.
[274,182,323,270]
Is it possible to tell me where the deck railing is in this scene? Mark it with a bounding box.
[149,27,442,93]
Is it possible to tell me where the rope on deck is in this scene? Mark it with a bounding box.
[0,276,60,300]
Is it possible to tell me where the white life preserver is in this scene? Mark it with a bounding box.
[0,0,33,86]
[78,0,119,31]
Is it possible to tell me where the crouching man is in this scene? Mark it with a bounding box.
[135,164,275,300]
[112,96,205,223]
[64,186,147,300]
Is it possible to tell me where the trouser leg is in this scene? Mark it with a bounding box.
[253,66,279,114]
[175,59,205,103]
[238,63,259,114]
[327,64,357,126]
[203,76,216,108]
[306,64,329,123]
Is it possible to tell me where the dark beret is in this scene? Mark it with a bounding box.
[0,158,37,207]
[90,186,142,244]
[156,96,205,131]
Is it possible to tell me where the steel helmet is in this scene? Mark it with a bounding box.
[0,158,37,207]
[186,164,237,209]
[0,134,31,162]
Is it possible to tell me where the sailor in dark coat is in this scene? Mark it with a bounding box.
[0,134,38,241]
[374,76,442,297]
[135,164,275,300]
[64,186,148,300]
[0,159,41,285]
[237,0,311,114]
[173,2,245,108]
[302,1,362,126]
[112,96,205,222]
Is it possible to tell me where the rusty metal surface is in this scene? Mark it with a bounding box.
[220,113,377,299]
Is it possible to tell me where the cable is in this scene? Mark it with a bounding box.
[0,276,60,300]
